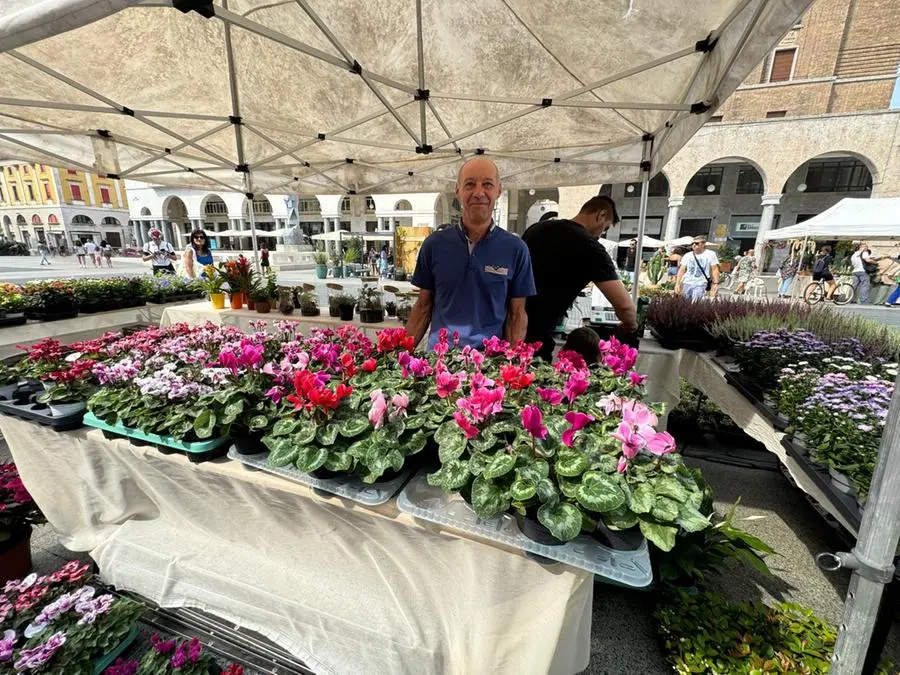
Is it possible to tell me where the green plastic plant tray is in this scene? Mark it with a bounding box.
[83,412,229,463]
[92,623,139,675]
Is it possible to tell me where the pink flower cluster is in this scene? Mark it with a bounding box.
[217,339,265,376]
[12,631,65,671]
[612,401,675,471]
[454,380,506,439]
[92,357,143,385]
[367,390,409,429]
[598,336,639,376]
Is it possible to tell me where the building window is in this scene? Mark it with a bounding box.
[67,169,77,175]
[685,166,724,196]
[804,159,872,193]
[365,196,376,211]
[26,184,35,202]
[299,198,319,213]
[768,48,796,82]
[100,186,111,204]
[11,185,19,202]
[735,165,764,194]
[41,181,51,200]
[69,183,83,201]
[766,110,787,119]
[204,200,228,215]
[252,198,272,214]
[623,173,669,198]
[679,218,712,238]
[340,197,350,213]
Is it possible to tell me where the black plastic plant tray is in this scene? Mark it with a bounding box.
[24,309,79,321]
[0,388,86,431]
[780,436,861,534]
[648,326,713,352]
[83,412,229,463]
[0,315,27,329]
[723,371,789,431]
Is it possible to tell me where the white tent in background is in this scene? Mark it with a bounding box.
[619,236,664,248]
[664,235,697,248]
[764,198,900,241]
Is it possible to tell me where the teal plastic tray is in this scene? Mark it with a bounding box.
[83,412,229,463]
[92,623,139,675]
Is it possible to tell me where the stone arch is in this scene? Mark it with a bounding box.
[162,195,189,220]
[140,207,152,216]
[71,215,94,225]
[16,214,26,227]
[394,199,413,211]
[101,216,122,226]
[686,156,768,196]
[780,150,876,194]
[666,154,770,197]
[201,193,229,217]
[31,214,42,225]
[47,214,58,224]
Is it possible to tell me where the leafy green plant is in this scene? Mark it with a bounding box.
[656,590,842,675]
[358,285,383,310]
[22,280,78,313]
[313,251,328,265]
[197,265,225,295]
[647,251,666,285]
[344,236,364,264]
[299,290,318,311]
[335,293,356,308]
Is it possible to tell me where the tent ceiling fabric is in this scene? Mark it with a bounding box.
[0,0,810,195]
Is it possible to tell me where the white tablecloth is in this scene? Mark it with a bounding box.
[1,418,592,675]
[159,301,404,340]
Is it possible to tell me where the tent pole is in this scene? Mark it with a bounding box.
[631,137,652,305]
[827,369,900,674]
[244,177,260,267]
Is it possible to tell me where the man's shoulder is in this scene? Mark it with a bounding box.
[492,227,528,250]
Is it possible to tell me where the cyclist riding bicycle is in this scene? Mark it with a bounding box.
[811,246,836,300]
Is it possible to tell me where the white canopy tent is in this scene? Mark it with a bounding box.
[764,198,900,241]
[21,3,900,675]
[311,231,393,242]
[619,235,664,248]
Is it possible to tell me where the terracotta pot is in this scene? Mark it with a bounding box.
[247,298,256,311]
[209,293,225,309]
[255,300,271,314]
[229,292,243,310]
[0,526,33,584]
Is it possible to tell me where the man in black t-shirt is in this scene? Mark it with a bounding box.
[523,196,637,362]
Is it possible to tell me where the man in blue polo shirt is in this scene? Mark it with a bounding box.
[407,157,535,350]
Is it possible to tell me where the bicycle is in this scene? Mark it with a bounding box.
[804,277,854,305]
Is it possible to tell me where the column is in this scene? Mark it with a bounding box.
[388,216,396,232]
[132,222,141,247]
[663,196,683,243]
[377,216,385,232]
[754,194,782,266]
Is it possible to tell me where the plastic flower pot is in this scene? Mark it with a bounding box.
[514,511,566,547]
[0,525,33,584]
[300,306,320,317]
[829,467,856,496]
[229,292,244,310]
[232,430,266,455]
[359,308,384,323]
[48,401,86,417]
[593,521,644,550]
[332,265,344,279]
[315,264,327,279]
[329,305,341,317]
[338,305,355,321]
[247,298,256,311]
[210,293,225,309]
[255,300,271,314]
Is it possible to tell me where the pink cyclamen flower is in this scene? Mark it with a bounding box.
[453,411,480,439]
[521,405,548,440]
[561,411,594,447]
[622,400,658,429]
[563,371,590,403]
[264,386,284,405]
[368,390,388,429]
[0,629,15,662]
[536,387,563,406]
[612,422,643,458]
[646,431,676,456]
[629,372,647,386]
[597,394,624,416]
[617,456,628,473]
[389,393,409,421]
[435,369,466,398]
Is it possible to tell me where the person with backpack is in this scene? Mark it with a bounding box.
[675,236,719,301]
[849,241,881,304]
[811,246,836,300]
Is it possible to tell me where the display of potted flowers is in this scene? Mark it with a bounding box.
[395,293,413,323]
[313,251,328,279]
[0,463,44,583]
[357,286,384,323]
[334,293,356,321]
[298,290,319,317]
[218,256,253,309]
[36,356,98,417]
[22,280,79,321]
[0,561,146,673]
[384,300,397,318]
[0,283,27,326]
[198,265,226,309]
[250,274,275,314]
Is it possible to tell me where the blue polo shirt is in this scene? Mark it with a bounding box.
[411,224,536,350]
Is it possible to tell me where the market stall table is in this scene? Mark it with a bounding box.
[160,301,404,338]
[1,417,592,675]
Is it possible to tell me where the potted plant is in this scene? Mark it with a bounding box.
[385,300,397,317]
[357,286,384,323]
[326,282,344,317]
[313,251,328,279]
[335,293,356,321]
[0,463,44,582]
[198,265,226,309]
[0,284,27,326]
[250,285,272,314]
[277,287,295,315]
[36,357,97,417]
[299,290,320,317]
[717,242,736,273]
[395,294,413,323]
[331,253,344,279]
[219,255,253,309]
[22,280,79,321]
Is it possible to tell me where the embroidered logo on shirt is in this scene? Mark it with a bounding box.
[484,265,508,276]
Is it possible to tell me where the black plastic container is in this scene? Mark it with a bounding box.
[514,511,565,546]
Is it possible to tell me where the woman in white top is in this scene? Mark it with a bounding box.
[73,240,87,268]
[183,229,215,279]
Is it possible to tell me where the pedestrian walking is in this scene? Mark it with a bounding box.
[777,255,798,298]
[850,241,880,304]
[73,240,87,268]
[37,241,51,266]
[100,240,113,268]
[675,236,720,300]
[84,240,99,268]
[142,228,177,274]
[733,249,758,295]
[260,247,270,271]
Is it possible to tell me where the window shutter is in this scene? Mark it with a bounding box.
[770,50,795,82]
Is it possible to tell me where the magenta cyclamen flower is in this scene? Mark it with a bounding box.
[453,411,480,439]
[13,631,66,671]
[105,658,140,675]
[151,633,176,655]
[536,387,563,405]
[435,369,466,398]
[629,372,647,386]
[521,405,548,440]
[563,371,590,403]
[0,629,15,662]
[562,411,594,447]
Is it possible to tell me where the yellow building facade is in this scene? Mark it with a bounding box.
[0,163,131,250]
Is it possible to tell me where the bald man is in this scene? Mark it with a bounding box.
[407,157,535,350]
